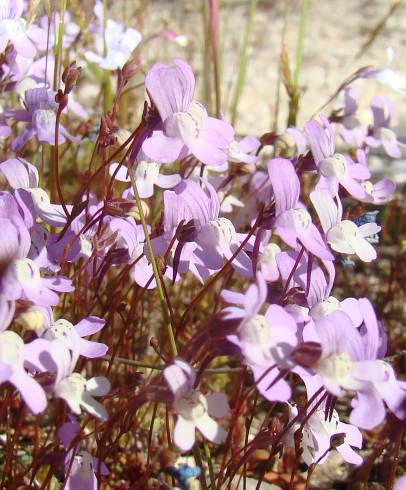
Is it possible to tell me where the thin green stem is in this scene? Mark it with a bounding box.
[102,0,113,112]
[193,446,209,490]
[204,442,216,489]
[128,165,178,357]
[293,0,309,88]
[201,0,212,109]
[272,0,290,133]
[100,355,242,373]
[208,0,221,117]
[231,0,258,125]
[53,0,67,91]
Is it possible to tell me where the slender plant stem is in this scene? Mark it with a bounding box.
[231,0,258,125]
[201,0,211,108]
[204,442,216,489]
[53,0,67,91]
[272,0,290,132]
[208,0,222,117]
[100,355,242,373]
[194,445,209,490]
[293,0,309,87]
[128,165,178,357]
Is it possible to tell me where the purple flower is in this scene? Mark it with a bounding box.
[4,87,80,151]
[109,149,181,199]
[164,359,228,452]
[301,305,405,431]
[39,315,107,367]
[0,330,47,414]
[1,256,74,306]
[276,250,363,326]
[0,1,37,59]
[304,115,369,199]
[223,273,297,401]
[227,135,260,165]
[310,189,380,262]
[355,150,396,204]
[339,88,368,148]
[307,311,384,398]
[85,19,141,70]
[0,157,69,226]
[267,158,334,261]
[161,179,251,281]
[59,418,108,490]
[349,299,406,429]
[283,399,362,466]
[34,12,80,51]
[142,59,233,166]
[364,96,406,158]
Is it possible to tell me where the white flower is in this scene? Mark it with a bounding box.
[54,373,110,421]
[85,19,141,70]
[164,359,228,451]
[310,189,380,262]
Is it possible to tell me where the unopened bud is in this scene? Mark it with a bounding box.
[122,59,138,82]
[62,61,82,94]
[149,337,159,349]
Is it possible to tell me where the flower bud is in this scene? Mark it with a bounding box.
[62,62,82,94]
[122,59,139,82]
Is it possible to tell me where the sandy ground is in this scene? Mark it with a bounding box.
[136,0,405,129]
[128,0,406,183]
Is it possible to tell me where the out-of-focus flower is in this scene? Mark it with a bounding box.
[339,88,368,148]
[59,418,109,490]
[0,330,47,414]
[4,87,80,150]
[0,0,37,58]
[227,135,260,165]
[85,15,141,70]
[365,96,406,158]
[361,47,406,94]
[355,150,395,204]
